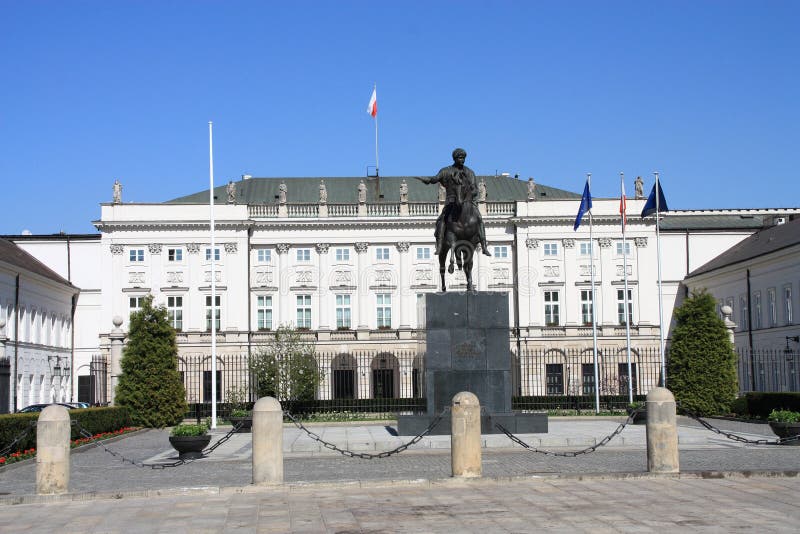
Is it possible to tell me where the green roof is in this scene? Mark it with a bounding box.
[166,175,581,204]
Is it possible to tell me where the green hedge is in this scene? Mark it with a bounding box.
[741,393,800,419]
[0,407,132,456]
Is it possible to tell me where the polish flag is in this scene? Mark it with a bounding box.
[620,176,627,232]
[367,87,377,118]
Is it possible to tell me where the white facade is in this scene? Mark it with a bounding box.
[9,177,799,404]
[0,240,79,412]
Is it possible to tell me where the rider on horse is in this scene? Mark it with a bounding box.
[417,148,491,257]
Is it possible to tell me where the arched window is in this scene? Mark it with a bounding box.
[370,353,399,399]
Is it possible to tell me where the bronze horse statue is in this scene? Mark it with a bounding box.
[439,180,481,292]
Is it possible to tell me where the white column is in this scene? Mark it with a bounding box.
[276,244,290,325]
[396,242,410,328]
[355,243,369,330]
[525,238,538,326]
[316,244,330,331]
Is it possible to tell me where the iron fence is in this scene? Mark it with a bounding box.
[737,348,800,394]
[513,347,663,400]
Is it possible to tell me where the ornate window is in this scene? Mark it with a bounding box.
[416,247,431,260]
[544,291,560,326]
[784,285,793,325]
[376,294,392,328]
[335,294,351,329]
[257,249,271,263]
[296,295,311,329]
[617,289,633,325]
[335,248,350,262]
[580,290,593,325]
[375,247,390,262]
[129,249,145,262]
[205,295,221,331]
[205,247,221,261]
[296,248,311,262]
[167,248,183,262]
[257,295,272,331]
[493,245,508,258]
[543,243,558,257]
[167,296,183,331]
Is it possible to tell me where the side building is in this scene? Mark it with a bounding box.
[683,216,800,392]
[0,238,80,412]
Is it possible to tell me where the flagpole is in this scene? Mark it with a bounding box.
[209,121,217,429]
[654,171,666,387]
[373,84,379,177]
[588,173,600,414]
[621,173,633,403]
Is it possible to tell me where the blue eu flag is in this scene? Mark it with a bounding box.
[641,180,669,218]
[574,179,592,231]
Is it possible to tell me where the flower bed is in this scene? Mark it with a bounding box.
[0,426,139,466]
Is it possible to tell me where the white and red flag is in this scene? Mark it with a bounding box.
[619,175,627,232]
[367,86,377,117]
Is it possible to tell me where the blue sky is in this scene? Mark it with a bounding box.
[2,1,798,234]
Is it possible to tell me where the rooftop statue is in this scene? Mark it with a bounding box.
[416,148,490,292]
[227,180,236,204]
[634,176,644,199]
[399,179,408,203]
[358,180,367,203]
[527,177,536,200]
[278,181,287,204]
[319,180,327,204]
[112,179,122,204]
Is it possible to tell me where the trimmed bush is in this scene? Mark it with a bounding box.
[115,295,187,427]
[668,290,738,416]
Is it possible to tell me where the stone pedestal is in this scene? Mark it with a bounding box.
[397,292,547,435]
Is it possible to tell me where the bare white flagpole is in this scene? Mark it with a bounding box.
[374,84,379,176]
[654,171,666,387]
[209,121,217,429]
[588,173,600,414]
[621,173,633,403]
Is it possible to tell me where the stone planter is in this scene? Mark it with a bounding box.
[229,416,253,433]
[169,435,212,459]
[768,422,800,445]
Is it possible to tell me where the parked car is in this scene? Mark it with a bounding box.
[67,402,90,409]
[16,403,76,413]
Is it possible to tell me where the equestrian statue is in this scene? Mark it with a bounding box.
[416,148,490,292]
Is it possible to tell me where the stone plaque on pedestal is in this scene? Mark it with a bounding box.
[397,292,548,435]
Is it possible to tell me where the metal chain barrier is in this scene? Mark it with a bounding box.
[284,408,449,459]
[0,420,38,457]
[495,408,643,457]
[678,407,800,446]
[72,420,244,469]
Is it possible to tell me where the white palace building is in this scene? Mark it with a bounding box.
[3,173,799,410]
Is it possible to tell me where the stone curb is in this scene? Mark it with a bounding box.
[2,469,797,506]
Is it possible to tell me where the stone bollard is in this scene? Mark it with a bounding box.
[252,396,283,485]
[646,387,680,474]
[451,391,481,478]
[36,405,71,494]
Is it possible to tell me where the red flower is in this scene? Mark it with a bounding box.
[0,457,6,464]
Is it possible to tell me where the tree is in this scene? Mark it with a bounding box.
[667,290,738,416]
[115,295,187,427]
[250,325,321,401]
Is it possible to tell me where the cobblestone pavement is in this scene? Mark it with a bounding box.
[0,475,798,533]
[0,418,796,498]
[0,418,798,532]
